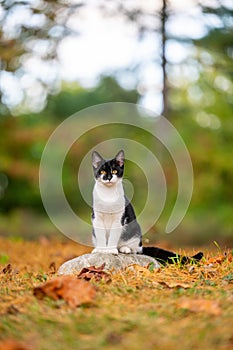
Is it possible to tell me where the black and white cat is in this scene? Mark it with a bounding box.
[91,150,203,264]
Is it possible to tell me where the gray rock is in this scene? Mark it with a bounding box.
[58,253,160,275]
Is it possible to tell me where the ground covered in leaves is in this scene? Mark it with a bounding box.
[0,237,232,350]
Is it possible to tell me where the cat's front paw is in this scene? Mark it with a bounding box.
[92,248,103,254]
[119,246,131,254]
[92,248,119,255]
[105,248,119,255]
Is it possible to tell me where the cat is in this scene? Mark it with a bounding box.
[91,150,203,264]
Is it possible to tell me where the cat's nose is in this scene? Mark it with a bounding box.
[107,175,112,180]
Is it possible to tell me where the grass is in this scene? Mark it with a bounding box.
[0,237,232,350]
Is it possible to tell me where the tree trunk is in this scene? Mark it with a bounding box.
[161,0,168,118]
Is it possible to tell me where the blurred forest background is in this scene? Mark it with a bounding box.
[0,0,232,246]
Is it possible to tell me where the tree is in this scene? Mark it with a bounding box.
[0,0,173,117]
[98,0,171,117]
[161,0,169,118]
[0,0,83,113]
[46,76,139,120]
[0,76,139,213]
[167,1,233,240]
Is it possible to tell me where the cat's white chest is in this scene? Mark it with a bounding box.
[93,182,125,214]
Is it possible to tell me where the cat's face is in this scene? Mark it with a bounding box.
[92,150,124,186]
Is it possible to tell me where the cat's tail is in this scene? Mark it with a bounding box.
[142,246,203,265]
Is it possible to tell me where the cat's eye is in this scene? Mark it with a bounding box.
[112,170,117,174]
[100,170,106,175]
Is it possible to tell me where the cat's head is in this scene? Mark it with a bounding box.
[92,150,124,186]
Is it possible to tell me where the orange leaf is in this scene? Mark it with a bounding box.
[207,255,226,264]
[206,251,233,264]
[33,276,96,307]
[0,339,29,350]
[77,263,111,282]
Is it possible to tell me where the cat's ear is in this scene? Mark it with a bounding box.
[115,150,124,167]
[92,151,104,169]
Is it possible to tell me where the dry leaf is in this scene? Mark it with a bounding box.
[159,281,192,289]
[206,251,232,265]
[77,263,111,283]
[227,252,232,263]
[33,275,96,307]
[0,339,29,350]
[207,255,226,264]
[178,298,222,316]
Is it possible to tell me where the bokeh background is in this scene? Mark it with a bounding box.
[0,0,232,247]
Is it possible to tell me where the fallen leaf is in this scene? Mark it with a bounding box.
[206,251,233,265]
[207,255,226,264]
[158,281,192,289]
[178,298,222,316]
[77,263,111,282]
[224,250,233,263]
[33,275,96,307]
[0,339,29,350]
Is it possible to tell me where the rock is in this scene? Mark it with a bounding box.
[58,253,160,275]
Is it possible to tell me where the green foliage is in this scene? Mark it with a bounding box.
[166,1,233,242]
[46,77,139,120]
[0,77,139,216]
[0,253,9,264]
[0,1,232,244]
[0,115,51,213]
[0,0,84,110]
